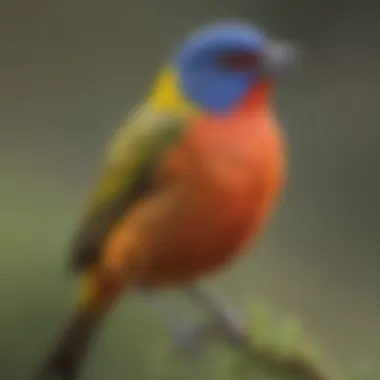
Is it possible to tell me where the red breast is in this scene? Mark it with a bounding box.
[140,81,286,286]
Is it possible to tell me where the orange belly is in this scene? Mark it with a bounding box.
[102,103,285,288]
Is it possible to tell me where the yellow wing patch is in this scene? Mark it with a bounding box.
[149,66,197,115]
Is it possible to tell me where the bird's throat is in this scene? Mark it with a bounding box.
[240,80,273,110]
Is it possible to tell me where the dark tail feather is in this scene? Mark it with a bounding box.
[34,307,104,380]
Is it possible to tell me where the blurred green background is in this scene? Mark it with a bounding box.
[1,0,379,379]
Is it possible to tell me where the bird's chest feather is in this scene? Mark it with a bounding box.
[142,107,285,284]
[161,108,285,226]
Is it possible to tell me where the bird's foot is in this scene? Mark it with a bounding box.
[169,311,249,355]
[185,286,250,348]
[139,285,250,353]
[138,289,210,355]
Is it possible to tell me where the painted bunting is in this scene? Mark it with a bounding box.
[35,21,296,380]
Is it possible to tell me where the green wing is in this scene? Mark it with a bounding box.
[70,105,188,272]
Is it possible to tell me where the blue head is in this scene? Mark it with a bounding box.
[173,21,296,114]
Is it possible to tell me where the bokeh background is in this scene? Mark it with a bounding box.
[1,0,379,379]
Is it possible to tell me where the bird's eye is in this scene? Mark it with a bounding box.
[218,51,261,71]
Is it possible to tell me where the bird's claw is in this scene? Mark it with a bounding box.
[169,311,249,354]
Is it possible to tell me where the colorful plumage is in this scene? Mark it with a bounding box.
[35,21,296,380]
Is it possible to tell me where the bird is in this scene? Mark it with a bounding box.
[34,21,296,380]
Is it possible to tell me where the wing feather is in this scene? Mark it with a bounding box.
[70,105,188,272]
